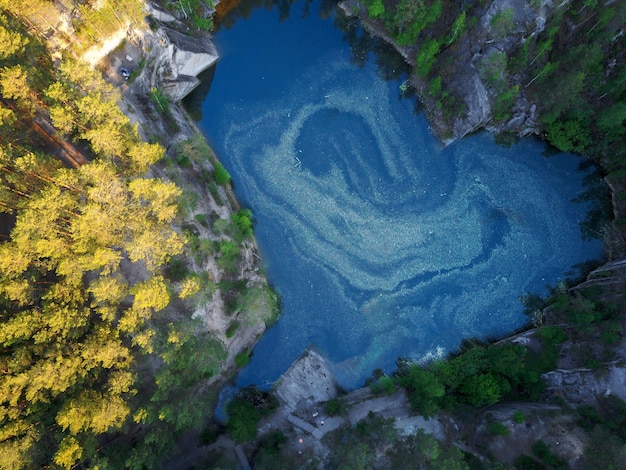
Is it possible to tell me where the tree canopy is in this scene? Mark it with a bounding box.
[0,10,228,468]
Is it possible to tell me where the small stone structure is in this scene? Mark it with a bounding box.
[274,348,338,412]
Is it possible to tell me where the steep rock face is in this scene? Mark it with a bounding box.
[136,24,219,102]
[340,0,559,143]
[447,0,541,140]
[542,363,626,406]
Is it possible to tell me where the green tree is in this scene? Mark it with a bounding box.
[0,65,34,113]
[0,18,28,59]
[367,0,385,19]
[397,365,444,417]
[460,373,507,408]
[389,0,443,46]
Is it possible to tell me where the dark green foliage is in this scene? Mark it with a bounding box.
[385,0,443,46]
[194,213,210,228]
[253,431,288,469]
[207,181,224,205]
[600,319,623,346]
[235,351,250,367]
[537,326,566,346]
[574,397,626,468]
[493,86,519,122]
[487,421,509,436]
[532,440,566,469]
[396,365,444,417]
[227,398,260,443]
[369,375,396,395]
[461,373,508,408]
[326,413,397,469]
[546,118,592,153]
[583,425,626,469]
[325,397,348,416]
[513,410,525,423]
[399,340,545,411]
[514,455,546,469]
[199,422,224,445]
[510,2,626,160]
[387,429,469,469]
[166,256,189,281]
[226,320,239,338]
[227,386,277,443]
[578,396,626,441]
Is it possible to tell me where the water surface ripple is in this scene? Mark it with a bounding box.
[194,1,604,389]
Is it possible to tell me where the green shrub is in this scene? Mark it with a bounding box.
[194,213,210,228]
[325,398,347,416]
[513,410,525,423]
[165,256,189,282]
[149,87,170,115]
[487,421,509,436]
[493,85,519,122]
[207,181,224,205]
[214,162,231,185]
[416,38,440,79]
[369,375,396,395]
[175,153,192,168]
[226,386,277,442]
[231,209,254,240]
[538,326,566,345]
[218,240,240,273]
[397,365,444,417]
[491,8,515,39]
[227,397,259,443]
[514,455,546,469]
[367,0,385,18]
[532,440,566,469]
[226,320,239,338]
[199,422,223,445]
[178,189,199,217]
[235,351,250,368]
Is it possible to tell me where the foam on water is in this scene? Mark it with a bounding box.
[195,4,604,389]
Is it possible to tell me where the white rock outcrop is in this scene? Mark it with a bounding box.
[136,22,218,102]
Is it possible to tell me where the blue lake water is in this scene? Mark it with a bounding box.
[187,0,606,390]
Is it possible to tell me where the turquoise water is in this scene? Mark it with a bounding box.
[187,0,605,389]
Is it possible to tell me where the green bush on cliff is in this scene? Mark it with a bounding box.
[213,162,231,185]
[416,38,441,78]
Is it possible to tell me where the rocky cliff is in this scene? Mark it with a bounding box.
[340,0,598,145]
[138,2,220,102]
